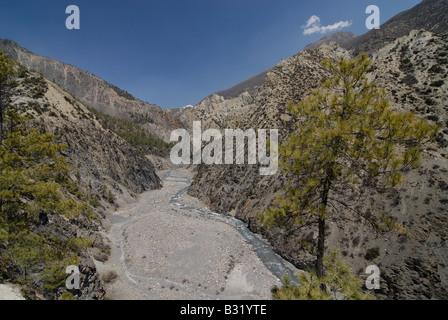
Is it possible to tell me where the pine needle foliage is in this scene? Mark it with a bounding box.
[272,250,376,300]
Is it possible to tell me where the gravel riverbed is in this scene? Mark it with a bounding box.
[98,168,297,300]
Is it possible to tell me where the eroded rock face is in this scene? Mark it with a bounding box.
[185,31,448,299]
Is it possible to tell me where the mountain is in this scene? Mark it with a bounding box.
[11,71,163,205]
[154,0,448,299]
[2,0,447,300]
[215,67,274,99]
[190,30,448,299]
[174,0,448,122]
[181,20,448,300]
[0,39,183,142]
[346,0,448,54]
[303,0,448,55]
[304,31,358,50]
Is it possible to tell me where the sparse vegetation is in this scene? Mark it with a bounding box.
[59,292,75,300]
[87,107,173,156]
[430,80,444,87]
[425,98,436,106]
[107,190,115,205]
[107,82,136,101]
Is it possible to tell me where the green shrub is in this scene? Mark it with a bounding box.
[60,292,75,300]
[107,190,115,204]
[425,98,436,106]
[272,250,376,300]
[87,107,173,156]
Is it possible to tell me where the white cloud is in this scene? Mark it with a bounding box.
[302,15,352,35]
[305,15,321,28]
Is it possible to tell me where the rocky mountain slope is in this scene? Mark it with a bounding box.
[173,0,448,107]
[0,39,183,142]
[346,0,448,54]
[2,0,446,301]
[13,71,162,207]
[3,66,162,299]
[184,29,448,299]
[215,68,274,99]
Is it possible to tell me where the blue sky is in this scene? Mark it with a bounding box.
[0,0,421,109]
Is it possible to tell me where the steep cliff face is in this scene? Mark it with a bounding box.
[186,30,448,299]
[0,39,183,142]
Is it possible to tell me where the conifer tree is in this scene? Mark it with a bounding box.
[259,54,439,278]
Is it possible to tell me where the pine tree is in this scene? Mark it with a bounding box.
[259,54,439,278]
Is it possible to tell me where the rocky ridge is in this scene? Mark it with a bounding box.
[345,0,448,54]
[12,72,162,208]
[304,31,358,51]
[170,0,448,107]
[0,39,183,142]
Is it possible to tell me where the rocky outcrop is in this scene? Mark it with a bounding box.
[301,0,448,56]
[186,30,448,299]
[37,213,106,300]
[77,255,106,300]
[0,282,25,300]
